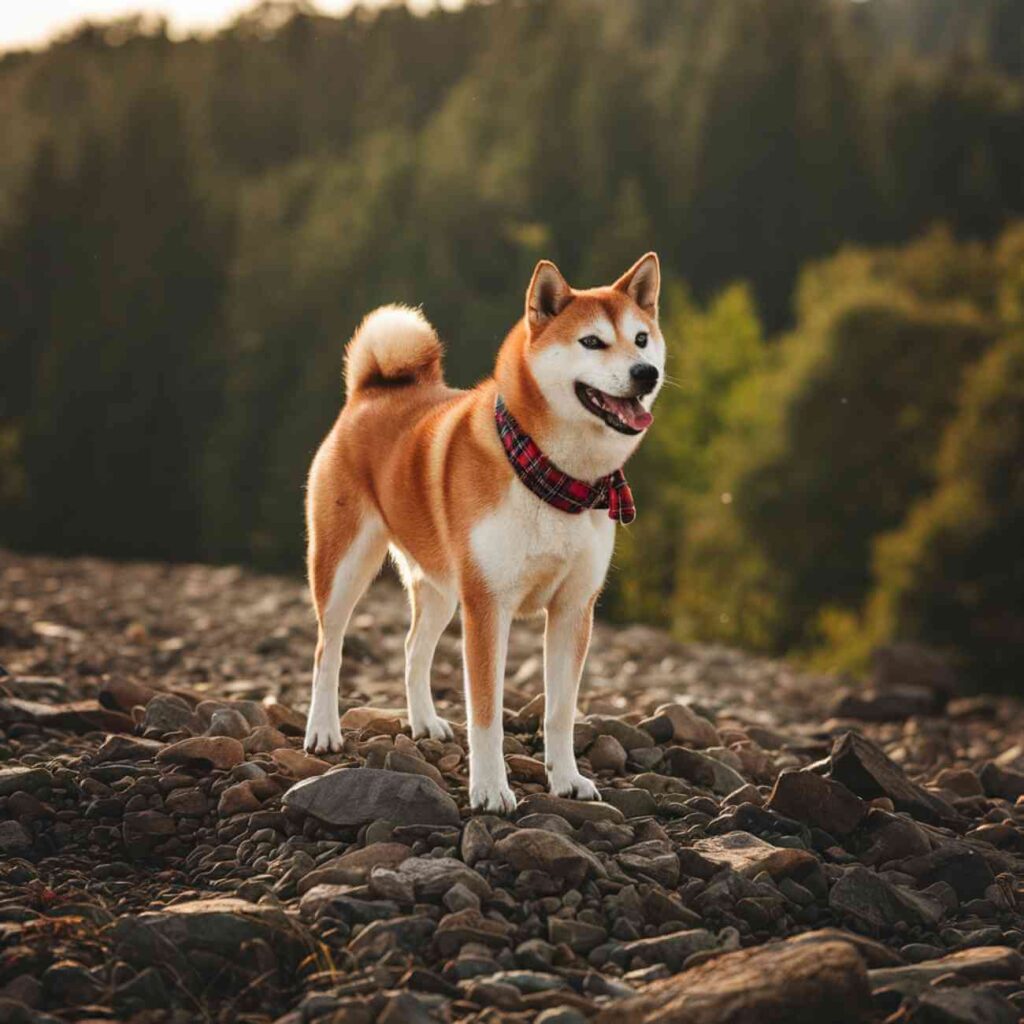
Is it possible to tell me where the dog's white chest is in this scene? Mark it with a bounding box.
[470,482,615,613]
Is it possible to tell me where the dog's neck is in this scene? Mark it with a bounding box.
[493,323,641,483]
[534,419,639,482]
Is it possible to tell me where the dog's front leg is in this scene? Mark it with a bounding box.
[462,594,516,814]
[543,596,601,800]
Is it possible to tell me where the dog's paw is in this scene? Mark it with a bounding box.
[304,716,343,755]
[410,714,454,742]
[470,780,518,816]
[549,770,601,802]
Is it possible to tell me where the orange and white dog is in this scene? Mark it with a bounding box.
[303,254,664,812]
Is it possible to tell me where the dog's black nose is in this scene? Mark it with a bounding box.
[630,362,659,393]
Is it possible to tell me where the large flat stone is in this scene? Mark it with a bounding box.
[687,831,818,880]
[495,828,606,887]
[0,765,53,796]
[595,936,872,1023]
[112,898,313,979]
[867,946,1024,997]
[767,769,866,836]
[282,767,461,827]
[828,866,945,936]
[829,732,962,827]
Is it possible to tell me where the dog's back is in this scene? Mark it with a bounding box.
[306,306,509,610]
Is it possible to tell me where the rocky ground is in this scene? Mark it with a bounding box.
[0,549,1022,1024]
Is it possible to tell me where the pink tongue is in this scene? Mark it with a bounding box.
[605,395,653,430]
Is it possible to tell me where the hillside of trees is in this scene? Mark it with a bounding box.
[1,0,1023,688]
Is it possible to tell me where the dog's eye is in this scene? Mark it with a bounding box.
[578,335,607,350]
[635,331,649,348]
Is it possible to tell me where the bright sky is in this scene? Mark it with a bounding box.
[0,1,461,52]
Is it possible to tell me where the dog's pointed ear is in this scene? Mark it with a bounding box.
[614,252,660,316]
[526,260,573,331]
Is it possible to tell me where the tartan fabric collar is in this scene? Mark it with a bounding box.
[494,395,636,525]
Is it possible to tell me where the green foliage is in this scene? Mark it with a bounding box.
[865,329,1024,688]
[671,229,1002,653]
[610,282,766,626]
[0,88,232,558]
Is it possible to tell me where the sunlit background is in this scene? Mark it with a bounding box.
[1,0,463,50]
[1,0,1022,692]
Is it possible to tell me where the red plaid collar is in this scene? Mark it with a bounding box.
[494,395,636,525]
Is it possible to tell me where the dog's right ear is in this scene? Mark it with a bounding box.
[526,260,573,331]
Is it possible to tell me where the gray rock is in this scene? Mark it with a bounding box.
[653,703,720,748]
[95,735,165,762]
[535,1009,587,1024]
[855,809,932,866]
[617,841,680,887]
[903,987,1018,1024]
[979,762,1024,802]
[347,916,436,959]
[687,831,817,879]
[206,708,252,740]
[435,908,514,955]
[369,856,491,903]
[282,767,460,827]
[385,750,446,789]
[495,828,606,886]
[485,970,570,994]
[443,881,481,913]
[767,769,866,836]
[829,732,962,827]
[517,813,575,835]
[0,766,53,797]
[0,821,33,854]
[112,967,169,1013]
[867,946,1024,997]
[596,935,872,1024]
[461,817,494,865]
[900,845,995,901]
[587,735,628,773]
[621,928,719,971]
[829,866,946,936]
[516,793,625,827]
[547,917,608,953]
[141,694,200,738]
[599,787,658,818]
[298,884,400,924]
[112,898,313,979]
[786,928,905,968]
[584,716,656,751]
[663,747,747,795]
[830,686,940,722]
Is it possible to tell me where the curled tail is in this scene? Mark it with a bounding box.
[344,304,442,397]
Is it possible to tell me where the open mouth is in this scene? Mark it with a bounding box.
[574,382,654,435]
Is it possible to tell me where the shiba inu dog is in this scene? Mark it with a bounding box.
[303,254,664,812]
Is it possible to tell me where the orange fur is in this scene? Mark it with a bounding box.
[304,254,663,811]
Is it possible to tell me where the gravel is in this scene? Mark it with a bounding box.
[0,549,1022,1023]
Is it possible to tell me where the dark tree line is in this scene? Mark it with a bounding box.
[1,0,1023,685]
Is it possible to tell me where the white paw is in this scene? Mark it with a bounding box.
[549,769,601,801]
[304,712,343,754]
[469,780,518,815]
[410,714,454,742]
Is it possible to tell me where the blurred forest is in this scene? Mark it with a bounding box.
[1,0,1023,689]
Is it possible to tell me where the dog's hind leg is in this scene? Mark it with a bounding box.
[404,575,457,740]
[304,511,388,754]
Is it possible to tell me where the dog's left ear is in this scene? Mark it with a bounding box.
[614,252,660,316]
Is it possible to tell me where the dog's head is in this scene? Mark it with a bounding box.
[519,254,664,463]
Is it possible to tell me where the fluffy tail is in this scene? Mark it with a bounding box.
[344,304,442,397]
